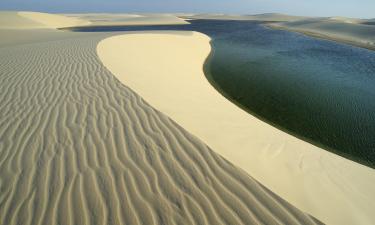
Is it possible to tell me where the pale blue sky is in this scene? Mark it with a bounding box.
[1,0,374,19]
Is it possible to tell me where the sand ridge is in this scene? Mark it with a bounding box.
[0,11,90,29]
[18,11,90,28]
[97,31,375,225]
[183,13,307,22]
[0,28,321,224]
[269,17,375,50]
[64,13,189,26]
[0,11,44,29]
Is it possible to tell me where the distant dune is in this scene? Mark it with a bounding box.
[327,16,364,24]
[0,11,188,29]
[0,11,89,29]
[362,18,375,25]
[270,17,375,50]
[181,13,375,49]
[65,13,189,26]
[0,11,43,29]
[183,13,307,22]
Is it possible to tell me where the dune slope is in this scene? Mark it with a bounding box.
[0,11,43,29]
[0,30,320,225]
[97,31,375,225]
[184,13,307,22]
[0,11,89,29]
[18,11,90,28]
[270,18,375,49]
[19,11,90,28]
[65,13,189,26]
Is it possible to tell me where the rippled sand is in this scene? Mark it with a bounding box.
[0,12,321,225]
[98,31,375,225]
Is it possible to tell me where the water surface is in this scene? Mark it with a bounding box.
[70,20,375,168]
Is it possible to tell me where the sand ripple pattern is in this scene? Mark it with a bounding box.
[0,35,322,225]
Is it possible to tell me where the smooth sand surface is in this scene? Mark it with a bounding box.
[270,18,375,50]
[0,11,89,29]
[98,31,375,225]
[65,13,188,26]
[0,14,320,225]
[184,13,307,22]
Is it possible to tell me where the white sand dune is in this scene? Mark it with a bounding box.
[19,11,90,28]
[98,31,375,225]
[328,16,364,24]
[65,13,143,19]
[65,13,188,26]
[0,11,42,29]
[270,18,375,49]
[185,13,307,22]
[0,25,321,225]
[0,11,89,29]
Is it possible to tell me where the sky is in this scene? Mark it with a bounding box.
[0,0,374,19]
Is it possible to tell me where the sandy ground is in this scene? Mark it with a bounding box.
[98,32,375,225]
[0,11,89,29]
[0,11,321,225]
[269,17,375,50]
[0,11,188,30]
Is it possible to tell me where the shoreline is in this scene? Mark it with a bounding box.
[2,10,375,225]
[267,23,375,51]
[97,31,375,225]
[202,48,374,169]
[0,26,322,224]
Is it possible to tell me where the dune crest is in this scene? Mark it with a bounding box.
[0,29,321,225]
[0,11,90,29]
[270,18,375,49]
[0,11,43,29]
[64,13,189,26]
[18,11,90,28]
[183,13,307,22]
[97,31,375,225]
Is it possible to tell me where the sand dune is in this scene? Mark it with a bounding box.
[327,16,364,24]
[270,18,375,49]
[0,11,89,29]
[98,31,375,225]
[184,13,307,22]
[0,26,321,225]
[19,11,90,28]
[365,18,375,23]
[65,13,188,26]
[0,11,44,29]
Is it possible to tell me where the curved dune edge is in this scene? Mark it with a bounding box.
[0,11,42,29]
[0,30,321,225]
[269,18,375,50]
[18,11,90,29]
[97,31,375,225]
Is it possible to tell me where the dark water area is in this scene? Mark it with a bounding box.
[69,20,375,168]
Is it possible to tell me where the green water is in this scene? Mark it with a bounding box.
[70,20,375,168]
